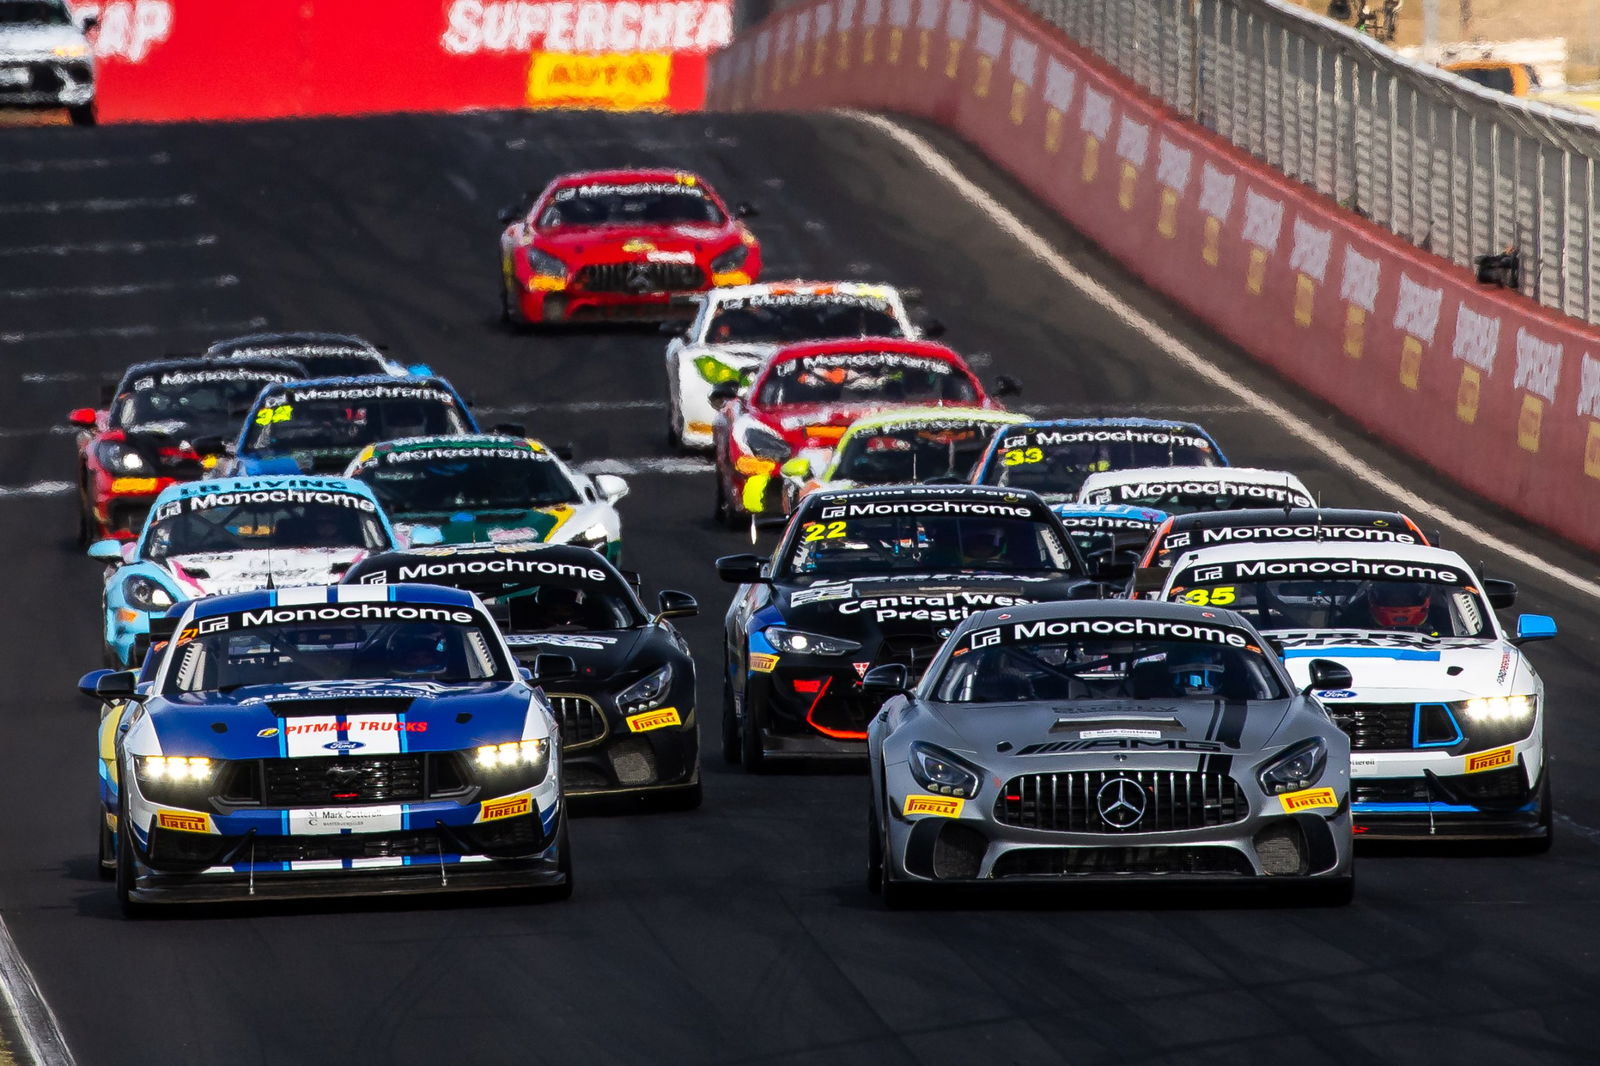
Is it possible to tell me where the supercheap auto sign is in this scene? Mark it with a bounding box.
[69,0,731,122]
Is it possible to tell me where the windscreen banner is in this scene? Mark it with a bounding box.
[69,0,732,121]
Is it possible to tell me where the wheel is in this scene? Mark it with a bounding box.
[114,793,150,918]
[530,819,573,902]
[720,680,740,765]
[866,799,884,894]
[77,503,93,549]
[713,472,736,527]
[68,103,96,126]
[498,280,512,324]
[1514,768,1554,855]
[667,404,688,453]
[97,806,115,881]
[739,685,766,772]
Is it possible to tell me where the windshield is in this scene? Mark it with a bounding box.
[933,631,1286,702]
[988,432,1219,494]
[784,511,1074,578]
[113,374,289,434]
[290,352,385,377]
[486,584,642,632]
[540,184,723,227]
[705,299,904,344]
[162,614,510,693]
[356,455,578,515]
[143,496,390,560]
[0,2,70,25]
[1085,479,1311,514]
[244,395,470,454]
[757,354,975,407]
[1167,563,1493,638]
[833,424,998,484]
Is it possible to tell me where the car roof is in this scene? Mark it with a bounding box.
[206,332,381,353]
[805,483,1045,507]
[545,169,709,190]
[257,375,455,395]
[1004,416,1214,433]
[1052,503,1169,523]
[1080,465,1307,489]
[356,434,546,458]
[705,280,902,302]
[836,406,1027,436]
[153,473,376,503]
[116,356,308,385]
[963,597,1255,629]
[186,582,480,620]
[1167,538,1472,569]
[1159,507,1416,532]
[764,337,967,365]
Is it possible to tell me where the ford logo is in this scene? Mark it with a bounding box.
[323,740,366,752]
[1315,690,1357,699]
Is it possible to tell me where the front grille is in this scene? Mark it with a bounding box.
[1353,778,1431,804]
[996,771,1246,833]
[548,694,607,748]
[261,755,426,805]
[1451,765,1529,802]
[576,261,704,294]
[1327,703,1415,750]
[992,846,1253,878]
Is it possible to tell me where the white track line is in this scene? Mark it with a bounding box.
[0,235,218,258]
[842,109,1600,602]
[0,275,238,301]
[0,482,72,498]
[0,150,169,173]
[0,913,75,1066]
[0,193,196,215]
[1,316,267,346]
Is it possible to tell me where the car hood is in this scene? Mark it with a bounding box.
[0,24,87,57]
[139,680,540,757]
[775,574,1079,638]
[243,446,361,475]
[160,548,367,598]
[396,501,607,546]
[764,401,987,438]
[501,628,649,672]
[682,342,780,368]
[1273,629,1522,699]
[536,223,735,259]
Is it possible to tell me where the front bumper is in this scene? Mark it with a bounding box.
[0,61,93,107]
[744,667,882,759]
[547,688,700,796]
[1349,739,1546,840]
[517,287,702,325]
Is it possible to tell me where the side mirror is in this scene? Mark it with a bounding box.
[655,589,698,620]
[77,668,113,700]
[92,670,140,702]
[1514,614,1557,644]
[993,374,1022,398]
[593,473,630,503]
[735,201,759,218]
[406,363,434,376]
[491,422,527,437]
[1483,578,1518,609]
[780,457,810,479]
[1305,658,1354,693]
[87,538,125,564]
[68,407,98,427]
[518,666,534,682]
[497,205,522,225]
[531,654,577,682]
[709,380,740,404]
[716,553,767,584]
[860,664,910,696]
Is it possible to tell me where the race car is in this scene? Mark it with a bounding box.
[866,600,1354,905]
[216,376,477,476]
[0,0,97,125]
[663,281,925,450]
[78,583,570,915]
[970,418,1228,501]
[205,331,432,379]
[344,543,700,806]
[69,356,307,544]
[1127,507,1432,595]
[717,485,1093,770]
[712,339,1013,526]
[1158,541,1555,845]
[1050,503,1168,584]
[497,169,761,325]
[1079,466,1314,513]
[344,435,628,563]
[88,475,398,667]
[777,407,1028,513]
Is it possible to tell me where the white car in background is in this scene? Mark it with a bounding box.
[663,281,929,450]
[1158,540,1556,846]
[1079,465,1315,513]
[0,0,97,125]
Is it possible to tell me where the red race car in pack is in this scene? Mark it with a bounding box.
[497,168,761,325]
[711,338,1015,525]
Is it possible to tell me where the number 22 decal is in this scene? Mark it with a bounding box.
[802,521,847,542]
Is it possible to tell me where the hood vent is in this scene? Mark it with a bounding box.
[262,696,417,717]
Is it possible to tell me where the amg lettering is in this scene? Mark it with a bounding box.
[1017,739,1224,754]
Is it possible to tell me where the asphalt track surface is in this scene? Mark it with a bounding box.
[1,109,1598,1066]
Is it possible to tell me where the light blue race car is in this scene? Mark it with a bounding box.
[88,475,401,667]
[1050,502,1169,584]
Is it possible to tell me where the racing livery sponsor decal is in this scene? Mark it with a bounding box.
[626,707,682,732]
[156,809,212,834]
[790,582,855,606]
[275,384,456,405]
[1315,690,1356,699]
[1018,738,1223,755]
[362,556,608,584]
[478,794,534,821]
[1159,523,1418,552]
[1174,557,1461,586]
[997,427,1211,451]
[292,806,403,834]
[818,498,1033,520]
[136,369,296,390]
[1278,787,1339,813]
[154,487,376,520]
[1079,728,1161,740]
[1087,479,1313,508]
[748,652,780,672]
[224,603,477,628]
[969,616,1253,649]
[374,446,554,466]
[1464,745,1516,774]
[506,633,620,650]
[902,794,964,817]
[1057,513,1162,531]
[275,720,429,735]
[836,591,1032,623]
[257,727,280,737]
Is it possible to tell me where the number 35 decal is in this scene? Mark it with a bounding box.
[802,521,847,542]
[1181,586,1237,606]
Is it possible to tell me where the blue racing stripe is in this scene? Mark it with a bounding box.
[1284,648,1441,661]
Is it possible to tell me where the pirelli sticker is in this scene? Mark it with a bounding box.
[902,794,964,817]
[748,653,780,673]
[1277,787,1339,814]
[156,809,213,834]
[627,707,682,733]
[479,794,533,822]
[1464,745,1516,774]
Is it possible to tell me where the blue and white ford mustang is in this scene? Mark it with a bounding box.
[81,584,569,914]
[89,475,399,667]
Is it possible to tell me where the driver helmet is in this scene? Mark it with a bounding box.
[960,522,1006,565]
[1169,655,1225,696]
[1369,582,1431,629]
[393,630,448,677]
[535,585,586,627]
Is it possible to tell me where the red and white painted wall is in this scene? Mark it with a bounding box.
[707,0,1600,553]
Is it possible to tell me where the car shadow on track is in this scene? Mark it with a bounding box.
[828,880,1353,913]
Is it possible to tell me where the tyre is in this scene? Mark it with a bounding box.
[866,799,884,894]
[530,820,573,902]
[68,103,96,126]
[114,794,150,918]
[739,685,766,772]
[1514,769,1554,855]
[97,807,115,881]
[720,680,740,765]
[713,472,736,528]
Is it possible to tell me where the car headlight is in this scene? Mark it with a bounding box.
[54,43,90,58]
[525,248,566,278]
[123,576,175,613]
[738,423,792,461]
[1455,695,1537,723]
[95,440,148,475]
[474,738,550,789]
[134,755,219,805]
[695,354,746,385]
[566,522,608,549]
[617,664,673,714]
[762,627,861,656]
[908,742,982,799]
[1256,737,1328,796]
[710,244,749,275]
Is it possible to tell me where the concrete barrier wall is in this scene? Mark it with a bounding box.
[707,0,1600,553]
